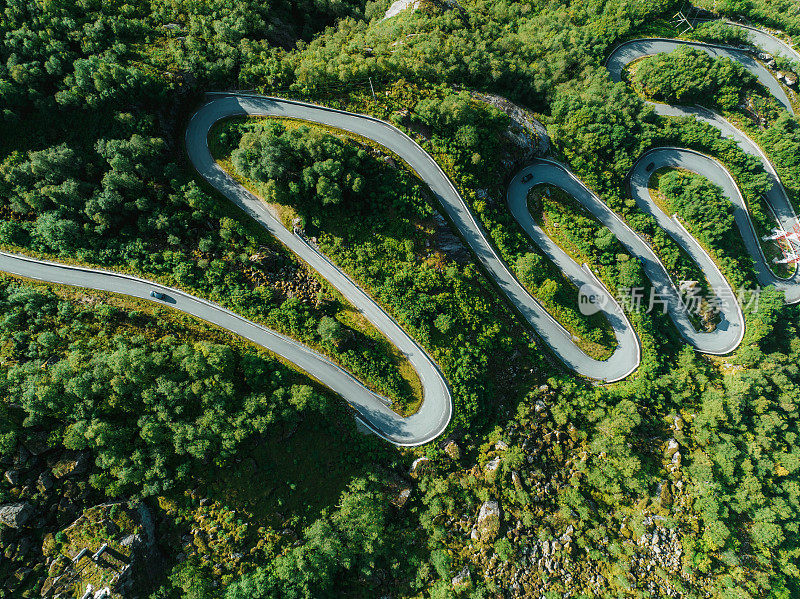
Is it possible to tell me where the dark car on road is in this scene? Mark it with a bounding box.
[150,290,165,300]
[521,173,533,183]
[646,162,655,172]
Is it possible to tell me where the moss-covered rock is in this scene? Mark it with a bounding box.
[40,502,159,598]
[474,501,501,542]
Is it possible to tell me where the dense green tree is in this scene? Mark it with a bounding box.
[658,169,735,244]
[225,476,388,599]
[317,316,344,346]
[232,121,368,208]
[632,46,755,110]
[516,252,546,290]
[551,72,658,191]
[0,282,329,498]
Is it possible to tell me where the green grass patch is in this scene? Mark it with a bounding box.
[524,184,619,360]
[199,411,371,526]
[208,116,425,415]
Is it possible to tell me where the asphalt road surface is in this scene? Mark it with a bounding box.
[189,93,648,384]
[0,23,797,446]
[509,158,743,355]
[606,35,800,304]
[0,251,449,445]
[606,37,795,114]
[503,30,800,376]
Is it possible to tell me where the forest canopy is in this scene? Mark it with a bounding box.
[2,0,800,598]
[631,45,757,110]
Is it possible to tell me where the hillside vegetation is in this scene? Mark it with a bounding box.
[2,0,800,598]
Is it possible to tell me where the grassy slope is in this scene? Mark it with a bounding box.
[289,83,631,364]
[209,117,432,414]
[209,115,554,417]
[625,57,797,280]
[523,184,618,359]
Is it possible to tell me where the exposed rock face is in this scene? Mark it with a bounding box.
[392,488,412,508]
[484,457,501,474]
[4,469,20,485]
[52,451,91,479]
[0,502,34,528]
[409,456,430,478]
[452,565,471,589]
[38,471,54,492]
[664,439,679,458]
[444,440,461,460]
[665,438,682,471]
[484,456,502,483]
[672,415,684,432]
[433,212,471,263]
[383,0,420,20]
[471,91,550,159]
[120,534,143,549]
[41,502,161,598]
[383,0,463,20]
[671,450,682,469]
[475,501,501,542]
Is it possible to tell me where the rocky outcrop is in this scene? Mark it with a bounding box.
[51,451,91,480]
[392,487,412,508]
[383,0,420,20]
[664,438,679,458]
[4,468,21,486]
[0,502,34,528]
[471,91,550,159]
[429,395,697,597]
[665,438,682,471]
[444,440,461,460]
[433,212,471,263]
[409,456,430,478]
[383,0,463,20]
[484,457,501,474]
[473,501,501,542]
[452,565,471,590]
[38,470,54,492]
[40,502,161,598]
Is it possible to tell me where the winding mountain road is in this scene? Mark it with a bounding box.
[0,22,798,446]
[606,38,795,113]
[0,250,449,446]
[509,157,743,355]
[606,36,800,303]
[705,20,800,67]
[505,29,800,379]
[190,93,648,384]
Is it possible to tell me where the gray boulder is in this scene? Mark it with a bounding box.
[452,565,471,589]
[38,471,54,492]
[409,456,430,478]
[484,457,501,474]
[0,502,34,528]
[120,534,143,549]
[4,469,20,486]
[475,501,501,542]
[444,441,461,460]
